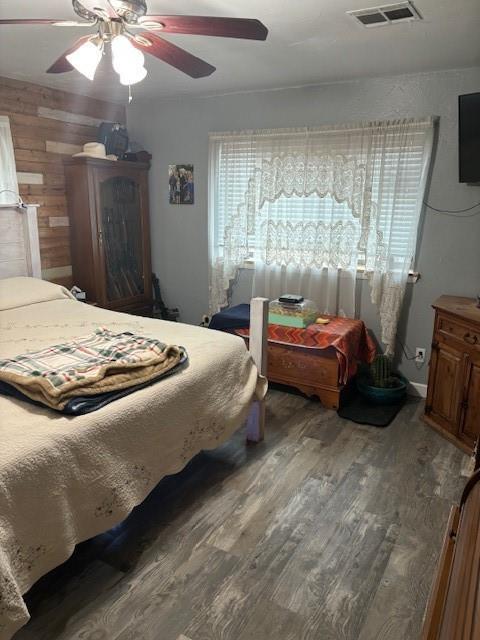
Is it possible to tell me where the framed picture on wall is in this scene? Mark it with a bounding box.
[169,164,194,204]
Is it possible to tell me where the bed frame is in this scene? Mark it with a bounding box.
[0,202,268,442]
[245,296,268,442]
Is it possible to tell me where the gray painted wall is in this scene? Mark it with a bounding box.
[128,67,480,384]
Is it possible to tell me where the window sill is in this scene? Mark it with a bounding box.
[356,266,420,284]
[239,260,420,283]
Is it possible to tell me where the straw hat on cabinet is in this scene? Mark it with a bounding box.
[73,142,117,160]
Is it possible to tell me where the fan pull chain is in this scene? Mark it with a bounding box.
[128,85,133,104]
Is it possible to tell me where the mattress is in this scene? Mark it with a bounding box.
[0,278,265,639]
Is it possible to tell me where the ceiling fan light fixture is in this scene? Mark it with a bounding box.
[111,34,145,74]
[66,38,103,80]
[111,34,147,85]
[0,5,268,85]
[119,64,147,85]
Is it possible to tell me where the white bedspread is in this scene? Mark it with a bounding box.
[0,278,265,639]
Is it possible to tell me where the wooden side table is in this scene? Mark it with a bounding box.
[241,336,343,409]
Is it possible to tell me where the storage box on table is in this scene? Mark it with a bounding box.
[268,298,318,328]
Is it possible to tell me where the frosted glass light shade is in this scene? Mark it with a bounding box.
[66,40,103,81]
[119,65,147,86]
[112,35,145,74]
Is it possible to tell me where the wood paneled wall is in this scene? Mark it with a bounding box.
[0,76,126,287]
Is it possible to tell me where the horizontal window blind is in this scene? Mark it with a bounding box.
[211,125,429,266]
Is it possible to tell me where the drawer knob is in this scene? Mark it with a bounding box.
[463,332,478,345]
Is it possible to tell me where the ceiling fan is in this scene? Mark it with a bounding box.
[0,0,268,85]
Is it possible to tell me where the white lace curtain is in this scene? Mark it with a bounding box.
[0,116,19,205]
[209,118,435,354]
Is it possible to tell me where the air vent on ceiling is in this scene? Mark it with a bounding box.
[347,1,422,28]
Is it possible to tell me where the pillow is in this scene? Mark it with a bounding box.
[0,277,76,311]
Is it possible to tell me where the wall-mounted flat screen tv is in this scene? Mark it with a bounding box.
[459,92,480,183]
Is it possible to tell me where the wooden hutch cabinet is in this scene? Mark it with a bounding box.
[64,156,152,316]
[424,296,480,453]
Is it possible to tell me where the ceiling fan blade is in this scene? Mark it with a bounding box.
[52,21,96,27]
[46,35,93,74]
[132,32,216,78]
[138,15,268,41]
[0,19,91,25]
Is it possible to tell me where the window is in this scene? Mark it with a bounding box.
[210,124,431,269]
[208,119,434,354]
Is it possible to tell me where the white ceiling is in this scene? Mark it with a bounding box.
[0,0,479,104]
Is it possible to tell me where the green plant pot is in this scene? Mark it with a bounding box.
[356,374,408,405]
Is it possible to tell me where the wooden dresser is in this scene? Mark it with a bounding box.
[422,446,480,639]
[424,296,480,453]
[64,156,152,316]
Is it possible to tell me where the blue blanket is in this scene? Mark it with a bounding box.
[209,304,250,332]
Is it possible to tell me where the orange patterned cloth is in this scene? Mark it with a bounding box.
[236,316,376,384]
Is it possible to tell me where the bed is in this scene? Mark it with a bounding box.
[0,204,267,639]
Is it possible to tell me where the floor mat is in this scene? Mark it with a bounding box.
[338,391,405,427]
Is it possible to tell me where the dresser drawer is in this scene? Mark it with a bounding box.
[437,315,480,350]
[268,343,339,387]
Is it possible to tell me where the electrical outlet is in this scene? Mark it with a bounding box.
[415,347,426,363]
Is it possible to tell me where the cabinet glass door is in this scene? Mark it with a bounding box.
[100,176,145,302]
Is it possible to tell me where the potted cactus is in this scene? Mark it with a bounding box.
[356,354,408,404]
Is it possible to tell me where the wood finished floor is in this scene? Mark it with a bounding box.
[14,388,468,640]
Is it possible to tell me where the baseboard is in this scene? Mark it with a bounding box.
[408,382,428,398]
